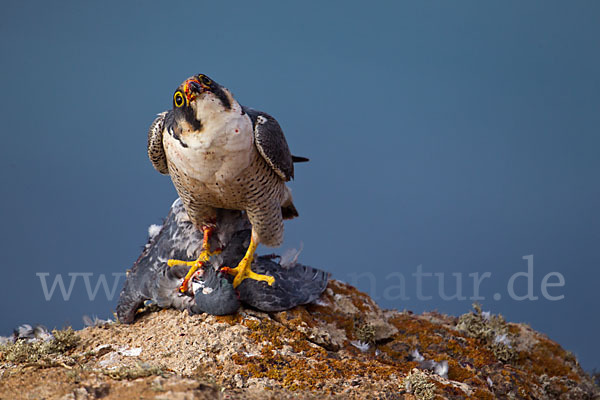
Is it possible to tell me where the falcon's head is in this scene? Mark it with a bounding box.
[171,74,237,131]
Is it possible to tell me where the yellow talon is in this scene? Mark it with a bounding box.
[167,227,221,292]
[223,236,275,288]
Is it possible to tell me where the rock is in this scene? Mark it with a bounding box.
[1,280,598,399]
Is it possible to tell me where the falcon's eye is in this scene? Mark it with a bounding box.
[199,75,212,86]
[174,91,185,108]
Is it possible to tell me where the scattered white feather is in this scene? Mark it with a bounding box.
[434,360,449,379]
[37,330,52,342]
[413,349,448,378]
[13,324,53,343]
[487,377,493,387]
[494,333,511,346]
[312,297,330,307]
[118,346,142,357]
[37,329,54,342]
[411,349,425,362]
[350,340,370,352]
[202,287,214,295]
[280,243,304,269]
[93,344,112,353]
[83,315,114,327]
[82,316,94,327]
[148,224,162,239]
[19,324,36,336]
[481,311,491,320]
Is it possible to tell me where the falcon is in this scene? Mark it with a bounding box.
[147,74,306,292]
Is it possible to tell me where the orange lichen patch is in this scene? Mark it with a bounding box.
[295,311,353,346]
[243,316,327,359]
[446,359,472,382]
[389,314,439,344]
[431,380,467,398]
[233,311,412,391]
[507,323,521,335]
[234,302,542,395]
[472,388,495,399]
[244,319,290,348]
[486,363,566,400]
[270,292,357,347]
[520,337,580,381]
[377,311,582,397]
[214,292,591,396]
[310,311,354,343]
[387,313,497,369]
[274,308,317,330]
[376,342,412,366]
[214,313,243,325]
[232,350,404,392]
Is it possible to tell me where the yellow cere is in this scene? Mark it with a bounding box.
[199,74,211,86]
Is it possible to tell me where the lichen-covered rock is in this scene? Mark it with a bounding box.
[1,281,598,399]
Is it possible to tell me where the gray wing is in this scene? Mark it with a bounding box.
[243,106,294,181]
[238,260,329,312]
[147,111,170,175]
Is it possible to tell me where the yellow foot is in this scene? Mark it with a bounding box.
[222,238,275,288]
[167,227,221,292]
[222,259,275,288]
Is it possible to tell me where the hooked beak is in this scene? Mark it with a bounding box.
[183,79,207,102]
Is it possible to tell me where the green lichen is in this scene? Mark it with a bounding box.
[0,327,80,364]
[101,362,166,380]
[66,367,84,383]
[403,369,436,400]
[354,322,376,345]
[47,327,80,353]
[456,303,516,363]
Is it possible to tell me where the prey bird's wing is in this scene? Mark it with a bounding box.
[243,106,294,181]
[147,111,170,175]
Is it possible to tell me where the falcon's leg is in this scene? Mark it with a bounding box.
[167,226,220,293]
[222,230,275,288]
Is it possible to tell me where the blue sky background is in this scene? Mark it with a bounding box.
[1,1,599,370]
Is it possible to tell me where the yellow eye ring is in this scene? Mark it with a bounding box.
[174,91,185,108]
